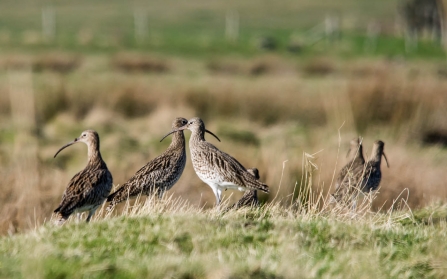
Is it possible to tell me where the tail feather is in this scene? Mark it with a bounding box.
[246,179,269,193]
[244,167,268,193]
[106,185,141,213]
[53,205,61,213]
[243,172,269,193]
[105,188,122,214]
[105,202,115,213]
[106,190,119,202]
[257,183,269,193]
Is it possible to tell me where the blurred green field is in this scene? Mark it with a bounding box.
[0,0,444,58]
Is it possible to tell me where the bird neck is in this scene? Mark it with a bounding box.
[87,143,105,168]
[190,129,205,145]
[368,150,382,166]
[351,146,364,164]
[168,131,186,151]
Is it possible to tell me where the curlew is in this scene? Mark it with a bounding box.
[331,137,365,203]
[106,117,188,213]
[161,117,269,207]
[226,168,260,211]
[332,139,388,205]
[53,130,113,225]
[360,140,388,194]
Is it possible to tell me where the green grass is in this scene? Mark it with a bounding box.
[0,0,445,59]
[1,201,446,279]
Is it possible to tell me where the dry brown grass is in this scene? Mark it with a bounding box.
[0,53,80,73]
[1,55,447,235]
[33,53,81,73]
[111,53,170,73]
[207,55,295,76]
[302,57,336,76]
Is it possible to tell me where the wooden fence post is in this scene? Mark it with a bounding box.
[42,6,55,41]
[226,10,239,42]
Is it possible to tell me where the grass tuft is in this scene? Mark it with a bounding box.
[33,53,81,74]
[111,53,170,73]
[302,58,336,76]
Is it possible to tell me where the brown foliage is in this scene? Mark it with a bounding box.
[33,53,81,73]
[111,53,170,73]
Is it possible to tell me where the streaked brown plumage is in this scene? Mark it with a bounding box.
[162,117,269,206]
[331,137,365,202]
[53,130,113,225]
[226,168,260,210]
[106,117,188,212]
[332,139,389,204]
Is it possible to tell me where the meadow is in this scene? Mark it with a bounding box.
[1,0,447,277]
[2,53,447,234]
[1,197,447,278]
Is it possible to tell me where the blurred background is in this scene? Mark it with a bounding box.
[1,0,447,234]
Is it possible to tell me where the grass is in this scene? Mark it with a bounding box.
[0,0,445,58]
[1,1,446,276]
[0,196,446,279]
[2,54,447,234]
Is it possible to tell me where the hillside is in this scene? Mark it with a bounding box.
[1,200,446,279]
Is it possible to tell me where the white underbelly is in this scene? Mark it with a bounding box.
[195,170,245,191]
[191,154,246,191]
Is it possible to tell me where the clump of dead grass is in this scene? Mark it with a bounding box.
[347,67,447,138]
[0,54,80,73]
[111,53,170,73]
[108,85,157,118]
[0,55,33,74]
[35,83,69,124]
[206,59,246,75]
[33,53,81,74]
[302,57,336,76]
[207,55,295,76]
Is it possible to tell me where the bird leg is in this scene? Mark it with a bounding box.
[86,208,98,223]
[157,189,165,199]
[211,186,222,208]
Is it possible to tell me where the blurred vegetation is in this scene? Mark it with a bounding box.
[217,125,260,146]
[1,1,447,278]
[0,0,445,58]
[1,54,447,235]
[1,0,447,238]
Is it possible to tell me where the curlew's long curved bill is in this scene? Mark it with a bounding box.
[205,129,221,142]
[160,127,221,142]
[382,152,390,168]
[160,126,188,142]
[54,138,78,158]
